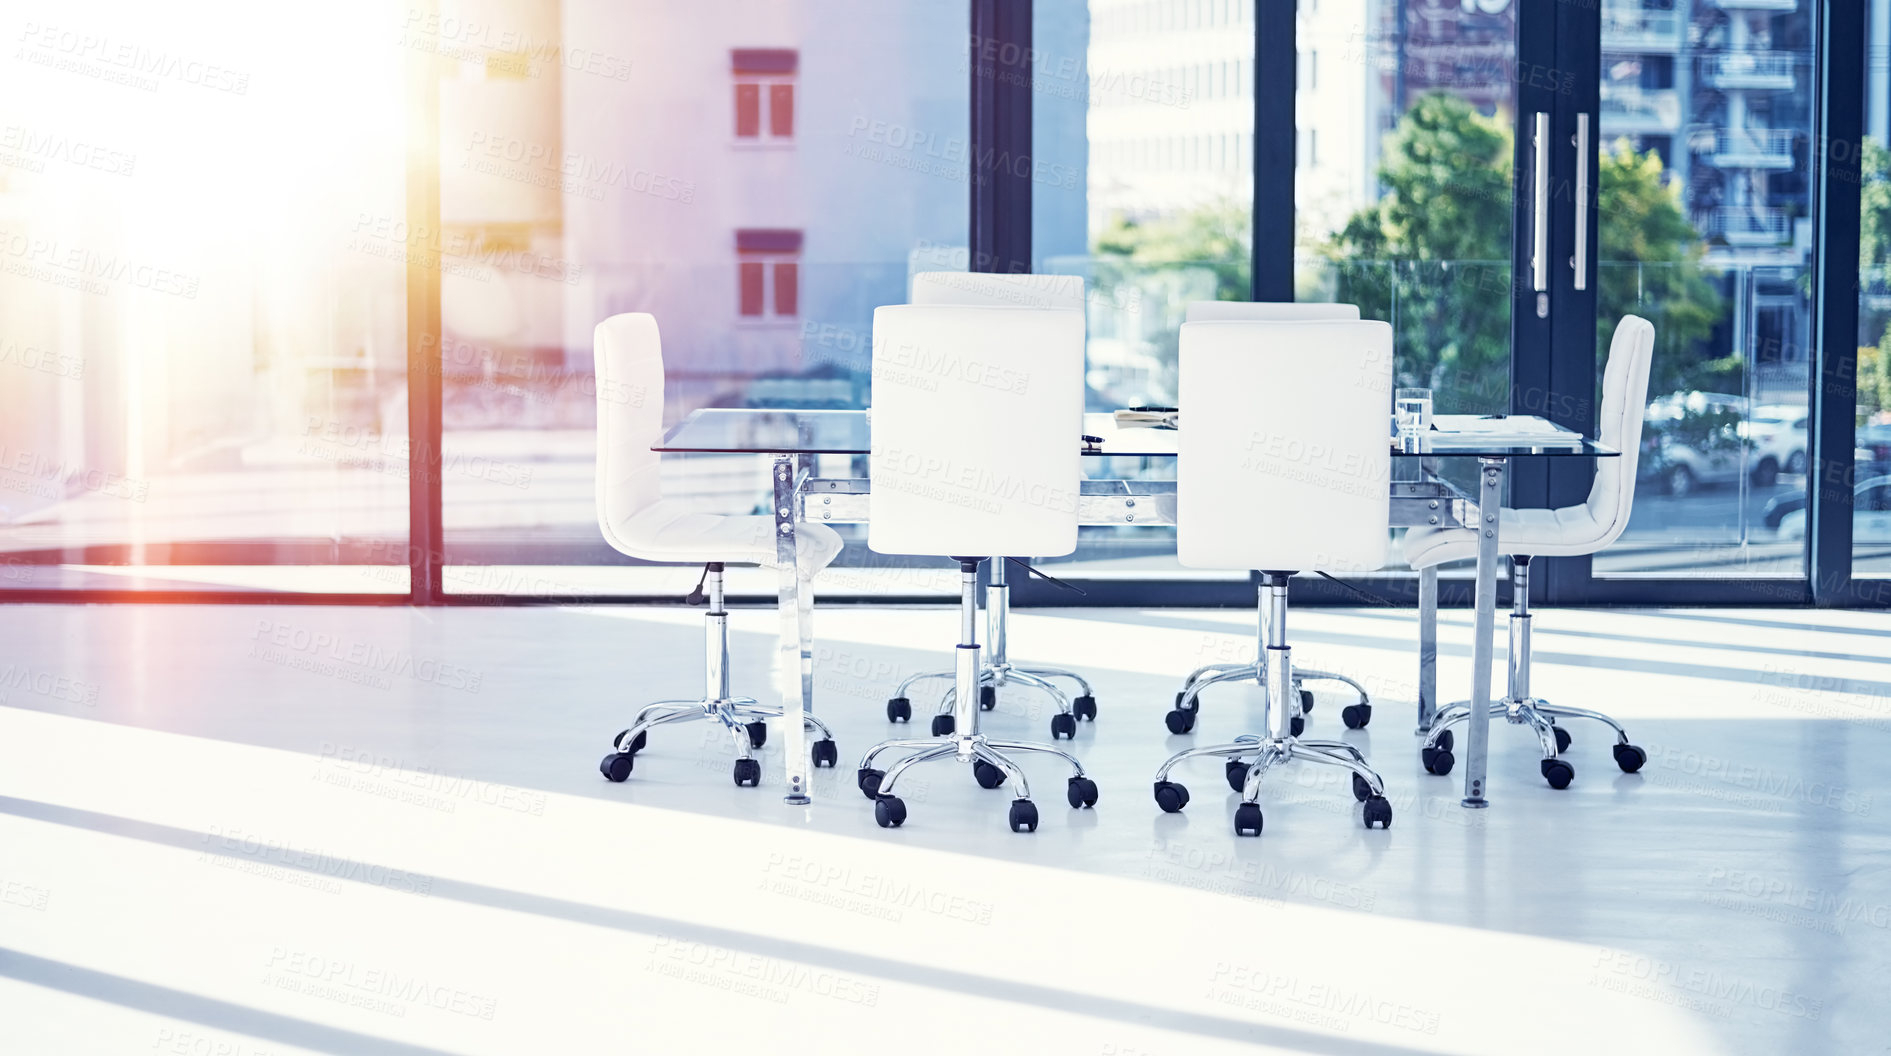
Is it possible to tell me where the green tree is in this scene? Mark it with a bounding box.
[1592,140,1729,399]
[1322,93,1515,410]
[1091,197,1250,399]
[1859,138,1891,422]
[1323,94,1723,411]
[1093,196,1250,301]
[1089,93,1727,415]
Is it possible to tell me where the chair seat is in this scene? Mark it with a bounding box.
[1402,505,1615,569]
[604,499,844,571]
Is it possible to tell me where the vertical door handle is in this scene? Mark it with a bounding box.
[1527,112,1543,293]
[1573,112,1590,291]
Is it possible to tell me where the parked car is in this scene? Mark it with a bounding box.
[1743,404,1808,486]
[1760,441,1891,531]
[1639,392,1747,497]
[1776,474,1891,540]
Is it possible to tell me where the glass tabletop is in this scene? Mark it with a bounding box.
[656,409,1619,459]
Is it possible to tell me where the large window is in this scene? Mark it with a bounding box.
[6,0,1879,605]
[0,0,409,594]
[436,0,969,596]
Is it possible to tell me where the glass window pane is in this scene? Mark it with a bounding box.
[1033,0,1256,581]
[769,83,796,138]
[735,83,761,137]
[773,261,799,317]
[1594,0,1814,578]
[739,261,766,316]
[1854,125,1891,574]
[0,0,408,593]
[1294,0,1516,580]
[439,0,968,597]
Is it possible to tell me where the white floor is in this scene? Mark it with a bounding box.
[1,601,1887,1055]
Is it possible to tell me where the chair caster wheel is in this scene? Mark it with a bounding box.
[1540,758,1575,789]
[1422,746,1455,775]
[1164,708,1197,735]
[1066,776,1099,809]
[1553,726,1572,754]
[1362,795,1393,829]
[973,759,1007,789]
[599,753,633,782]
[1050,713,1077,740]
[887,697,912,723]
[1153,780,1190,813]
[1008,798,1039,833]
[1233,802,1264,837]
[1299,689,1315,714]
[1225,759,1250,792]
[733,759,762,787]
[746,721,768,749]
[613,728,646,754]
[1289,716,1305,738]
[1351,772,1373,802]
[931,714,955,736]
[980,685,997,711]
[810,739,838,768]
[1613,743,1647,773]
[1341,703,1372,729]
[1073,694,1097,721]
[874,795,906,828]
[857,768,884,799]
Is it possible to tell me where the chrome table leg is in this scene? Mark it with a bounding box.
[1463,458,1505,808]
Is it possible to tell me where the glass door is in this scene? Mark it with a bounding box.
[1540,0,1824,601]
[1584,0,1819,583]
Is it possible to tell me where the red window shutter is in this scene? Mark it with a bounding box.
[769,83,795,138]
[772,261,798,316]
[734,84,760,137]
[738,261,765,315]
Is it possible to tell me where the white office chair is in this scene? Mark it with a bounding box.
[1152,319,1395,836]
[880,271,1099,739]
[1163,300,1377,735]
[1406,315,1655,789]
[592,313,846,787]
[854,303,1097,832]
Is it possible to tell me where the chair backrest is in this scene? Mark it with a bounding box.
[1185,301,1359,323]
[911,271,1086,312]
[868,304,1084,558]
[593,313,667,550]
[1582,314,1657,546]
[1178,319,1392,573]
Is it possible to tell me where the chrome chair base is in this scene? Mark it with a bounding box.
[1162,581,1374,735]
[887,663,1095,739]
[885,572,1096,740]
[1418,556,1647,789]
[1420,696,1646,789]
[1152,733,1392,836]
[1166,659,1372,735]
[1151,573,1390,836]
[602,696,838,787]
[863,559,1097,832]
[598,564,838,787]
[856,734,1097,832]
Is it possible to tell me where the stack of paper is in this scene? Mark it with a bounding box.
[1113,408,1179,430]
[1431,414,1573,438]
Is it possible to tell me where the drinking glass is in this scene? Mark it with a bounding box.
[1394,387,1433,436]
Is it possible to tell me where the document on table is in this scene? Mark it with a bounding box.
[1429,414,1583,444]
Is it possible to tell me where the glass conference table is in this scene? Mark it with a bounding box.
[657,408,1618,810]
